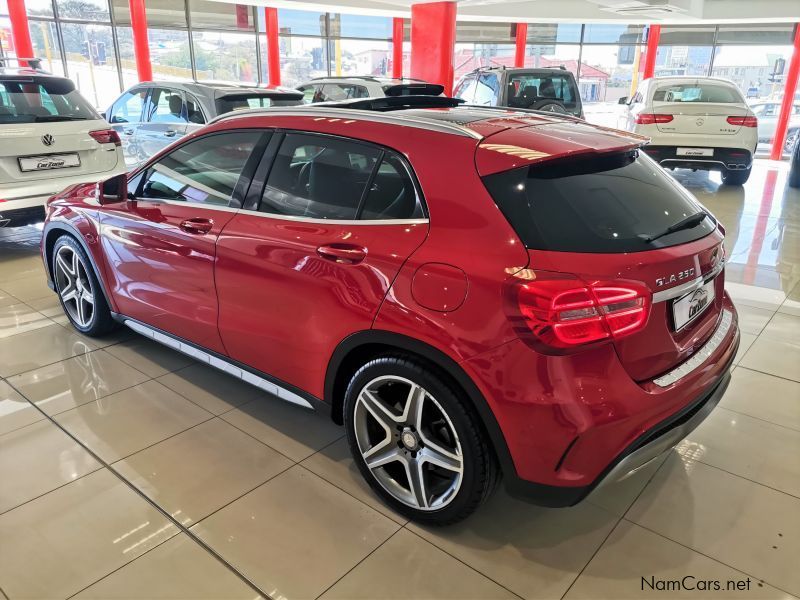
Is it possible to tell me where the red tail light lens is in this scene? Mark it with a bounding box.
[510,272,651,351]
[635,113,674,125]
[726,115,758,127]
[89,129,122,146]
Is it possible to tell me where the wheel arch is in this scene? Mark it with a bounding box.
[325,330,517,478]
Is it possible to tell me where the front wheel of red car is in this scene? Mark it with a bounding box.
[51,235,117,337]
[344,356,498,525]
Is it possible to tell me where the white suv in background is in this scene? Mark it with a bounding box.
[619,76,758,185]
[0,62,124,227]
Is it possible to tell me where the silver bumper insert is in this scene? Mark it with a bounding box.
[653,309,734,388]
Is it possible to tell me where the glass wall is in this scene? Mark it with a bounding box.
[0,1,396,107]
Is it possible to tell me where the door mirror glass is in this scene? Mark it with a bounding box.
[98,173,129,204]
[618,96,629,105]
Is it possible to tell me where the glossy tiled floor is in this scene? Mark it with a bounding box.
[1,160,799,600]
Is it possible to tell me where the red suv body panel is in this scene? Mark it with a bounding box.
[41,105,739,507]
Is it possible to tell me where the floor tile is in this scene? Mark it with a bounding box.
[627,455,800,596]
[192,466,398,600]
[115,418,292,525]
[24,294,63,317]
[0,469,179,599]
[0,302,52,339]
[54,380,212,463]
[778,283,800,317]
[721,368,800,431]
[0,380,43,436]
[726,283,787,311]
[157,363,264,415]
[104,337,194,378]
[8,350,150,416]
[0,275,52,302]
[733,332,757,365]
[0,322,97,377]
[321,529,517,600]
[0,289,18,307]
[760,312,800,344]
[0,257,44,284]
[302,436,407,524]
[0,419,101,514]
[73,534,261,599]
[739,337,800,382]
[586,453,668,517]
[564,520,790,599]
[221,395,343,462]
[734,304,776,335]
[678,406,800,497]
[408,488,618,600]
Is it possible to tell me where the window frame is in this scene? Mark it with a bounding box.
[129,128,271,210]
[107,86,149,124]
[241,129,428,224]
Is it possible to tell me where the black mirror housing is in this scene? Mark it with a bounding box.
[618,96,629,105]
[98,173,129,205]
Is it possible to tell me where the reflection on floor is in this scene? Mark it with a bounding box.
[0,159,799,600]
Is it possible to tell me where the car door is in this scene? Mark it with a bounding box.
[215,131,429,394]
[106,87,149,168]
[137,87,189,161]
[100,129,267,353]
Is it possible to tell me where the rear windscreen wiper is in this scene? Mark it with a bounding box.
[33,115,90,122]
[640,211,708,243]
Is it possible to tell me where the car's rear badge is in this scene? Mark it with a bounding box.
[655,267,695,287]
[41,134,55,146]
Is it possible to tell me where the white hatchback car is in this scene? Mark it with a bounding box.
[0,62,124,227]
[619,76,758,185]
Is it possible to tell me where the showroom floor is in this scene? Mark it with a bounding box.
[0,160,799,600]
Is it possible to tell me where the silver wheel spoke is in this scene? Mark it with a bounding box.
[82,289,95,305]
[55,246,94,329]
[405,458,429,509]
[364,445,405,470]
[56,253,75,277]
[418,442,462,473]
[359,389,401,429]
[401,383,426,429]
[61,287,77,303]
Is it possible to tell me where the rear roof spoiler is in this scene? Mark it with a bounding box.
[383,83,444,97]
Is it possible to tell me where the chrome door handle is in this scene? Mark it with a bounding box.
[164,129,177,138]
[316,244,366,264]
[180,218,213,234]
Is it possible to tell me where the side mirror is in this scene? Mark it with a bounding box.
[618,96,629,105]
[98,173,129,204]
[100,111,107,120]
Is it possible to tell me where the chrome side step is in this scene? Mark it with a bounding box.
[123,319,313,409]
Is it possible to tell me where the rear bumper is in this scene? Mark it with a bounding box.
[644,145,753,171]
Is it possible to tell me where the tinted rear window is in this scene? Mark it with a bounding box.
[482,151,716,253]
[0,78,98,123]
[216,95,302,114]
[652,83,742,103]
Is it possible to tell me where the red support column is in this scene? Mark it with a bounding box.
[642,24,661,80]
[392,17,404,79]
[129,0,152,82]
[410,1,456,95]
[264,7,281,86]
[7,0,34,65]
[770,25,800,160]
[514,23,527,68]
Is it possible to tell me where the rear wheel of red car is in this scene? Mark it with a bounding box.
[344,355,498,525]
[721,166,751,186]
[51,235,117,337]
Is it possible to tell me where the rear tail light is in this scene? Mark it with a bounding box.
[89,129,122,146]
[726,115,758,127]
[635,113,674,125]
[507,271,651,352]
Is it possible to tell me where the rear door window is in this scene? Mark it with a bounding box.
[148,88,187,123]
[453,75,477,103]
[482,150,715,253]
[108,89,147,124]
[473,73,500,106]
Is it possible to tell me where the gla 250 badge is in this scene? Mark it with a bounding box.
[656,267,695,288]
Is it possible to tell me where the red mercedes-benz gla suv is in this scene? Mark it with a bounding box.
[41,97,739,524]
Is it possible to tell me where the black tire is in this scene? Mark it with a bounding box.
[344,355,499,525]
[721,166,751,186]
[51,235,118,336]
[784,129,799,155]
[529,100,567,113]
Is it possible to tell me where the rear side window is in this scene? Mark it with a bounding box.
[0,78,97,124]
[361,154,424,220]
[652,83,742,104]
[138,131,262,206]
[261,133,380,220]
[482,151,716,253]
[149,88,186,123]
[319,84,370,101]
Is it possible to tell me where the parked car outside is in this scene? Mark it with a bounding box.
[619,76,758,185]
[453,66,584,118]
[41,97,739,524]
[750,101,800,154]
[104,81,303,168]
[296,76,443,103]
[0,60,124,227]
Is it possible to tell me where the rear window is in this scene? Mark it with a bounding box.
[507,72,578,110]
[216,95,302,114]
[0,78,98,124]
[652,83,742,103]
[482,151,716,253]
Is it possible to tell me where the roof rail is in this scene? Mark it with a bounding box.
[0,57,46,71]
[310,75,382,82]
[318,95,464,111]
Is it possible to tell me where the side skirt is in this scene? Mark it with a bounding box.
[116,314,327,414]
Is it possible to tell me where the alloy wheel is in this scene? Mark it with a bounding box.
[353,375,464,511]
[54,245,95,329]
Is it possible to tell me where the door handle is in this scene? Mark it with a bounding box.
[180,218,213,234]
[164,129,177,138]
[316,244,366,264]
[123,128,134,136]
